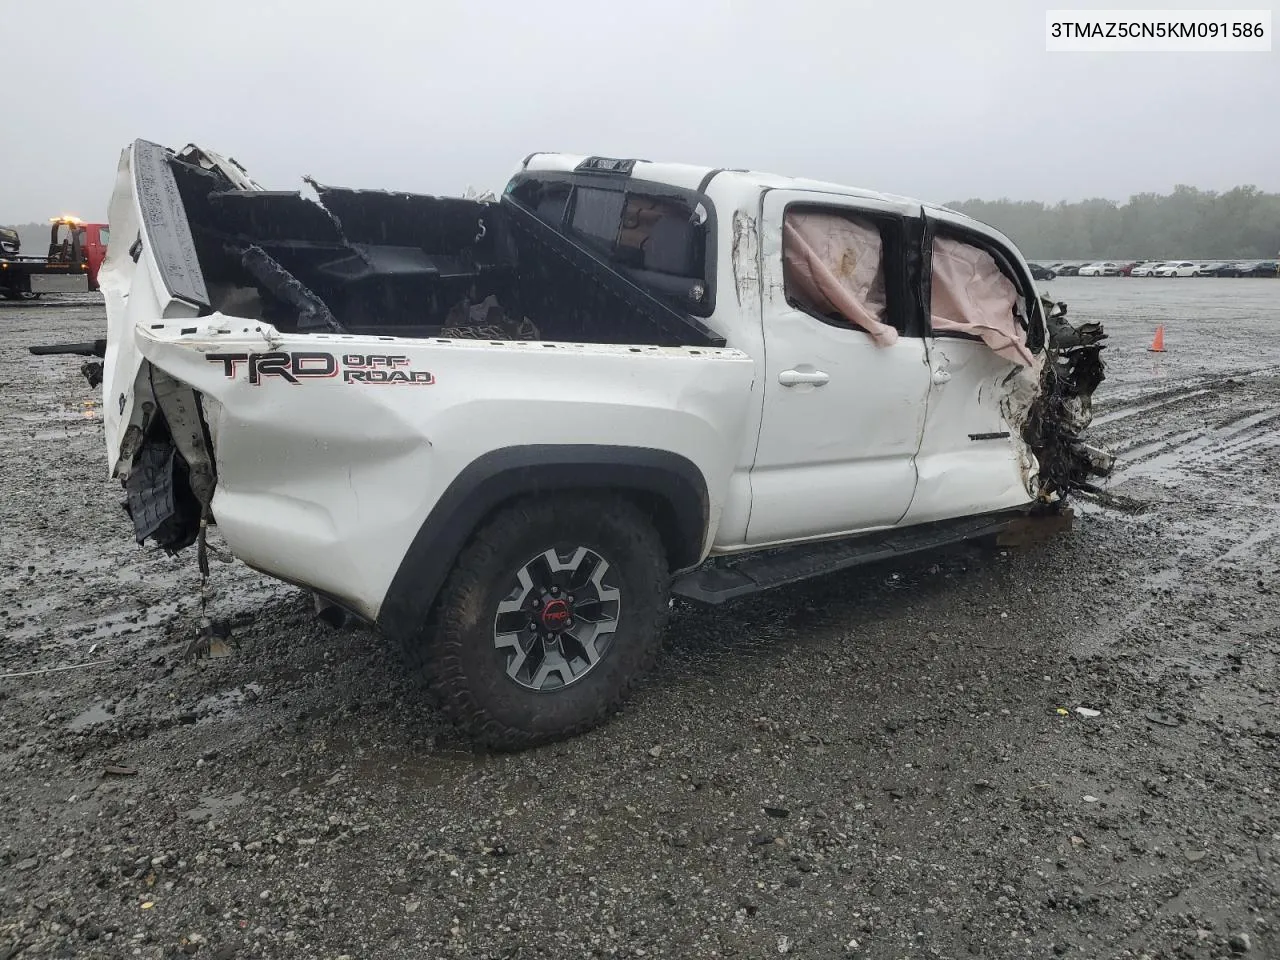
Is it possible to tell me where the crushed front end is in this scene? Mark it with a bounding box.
[1024,295,1115,503]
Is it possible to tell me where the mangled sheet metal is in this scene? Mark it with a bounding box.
[1024,296,1114,500]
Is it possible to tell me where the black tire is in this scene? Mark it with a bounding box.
[410,493,670,749]
[1045,271,1056,280]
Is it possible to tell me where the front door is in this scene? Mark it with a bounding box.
[745,189,932,545]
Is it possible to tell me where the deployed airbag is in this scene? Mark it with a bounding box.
[930,237,1033,367]
[782,212,898,347]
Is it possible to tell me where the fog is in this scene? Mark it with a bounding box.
[3,0,1277,222]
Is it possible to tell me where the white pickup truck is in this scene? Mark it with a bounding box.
[78,140,1110,748]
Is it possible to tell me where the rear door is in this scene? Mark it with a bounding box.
[744,189,931,545]
[898,212,1039,525]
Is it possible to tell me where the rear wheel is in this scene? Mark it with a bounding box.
[412,493,670,749]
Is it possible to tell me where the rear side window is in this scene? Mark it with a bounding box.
[567,188,707,282]
[513,177,712,314]
[570,188,625,252]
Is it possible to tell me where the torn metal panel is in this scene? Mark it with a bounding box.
[123,429,201,550]
[1023,297,1114,500]
[305,179,493,252]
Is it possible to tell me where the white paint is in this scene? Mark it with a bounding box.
[744,188,931,544]
[135,321,754,619]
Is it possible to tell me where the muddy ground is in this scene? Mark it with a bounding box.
[1,279,1277,960]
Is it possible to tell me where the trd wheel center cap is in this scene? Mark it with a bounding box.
[538,598,572,633]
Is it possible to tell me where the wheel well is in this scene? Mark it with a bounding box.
[617,487,698,571]
[376,445,708,643]
[475,486,697,573]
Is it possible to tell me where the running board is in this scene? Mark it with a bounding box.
[671,512,1027,605]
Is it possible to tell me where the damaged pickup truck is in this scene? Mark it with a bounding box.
[82,140,1111,747]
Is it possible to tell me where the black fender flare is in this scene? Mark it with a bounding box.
[376,445,710,642]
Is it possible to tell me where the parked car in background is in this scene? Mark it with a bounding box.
[1117,261,1143,276]
[1218,261,1279,278]
[1198,262,1235,277]
[1130,262,1165,277]
[1057,263,1086,276]
[1079,261,1120,276]
[1155,261,1200,277]
[1028,263,1057,280]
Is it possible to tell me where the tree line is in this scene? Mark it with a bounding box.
[944,186,1280,260]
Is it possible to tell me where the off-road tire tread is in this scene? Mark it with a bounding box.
[411,494,669,750]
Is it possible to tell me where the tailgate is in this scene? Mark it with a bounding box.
[100,139,211,476]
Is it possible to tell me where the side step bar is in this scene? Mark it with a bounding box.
[671,511,1030,605]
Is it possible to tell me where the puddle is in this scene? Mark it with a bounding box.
[195,682,264,721]
[14,408,98,424]
[34,424,99,441]
[4,599,181,646]
[68,702,115,731]
[182,790,247,823]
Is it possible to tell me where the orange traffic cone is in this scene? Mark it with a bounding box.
[1148,325,1166,353]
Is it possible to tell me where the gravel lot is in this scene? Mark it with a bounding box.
[2,279,1278,960]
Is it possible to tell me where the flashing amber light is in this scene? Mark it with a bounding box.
[50,215,86,226]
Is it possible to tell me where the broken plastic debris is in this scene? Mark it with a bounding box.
[1082,794,1099,803]
[140,901,155,909]
[1075,707,1102,718]
[104,765,138,777]
[1055,708,1069,716]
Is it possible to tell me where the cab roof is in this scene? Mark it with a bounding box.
[520,152,1000,244]
[523,152,918,204]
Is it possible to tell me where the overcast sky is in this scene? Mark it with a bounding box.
[3,0,1277,222]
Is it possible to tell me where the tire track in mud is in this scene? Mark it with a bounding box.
[1071,372,1280,740]
[1091,368,1263,422]
[1108,406,1280,484]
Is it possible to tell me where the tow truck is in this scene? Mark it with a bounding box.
[0,216,109,300]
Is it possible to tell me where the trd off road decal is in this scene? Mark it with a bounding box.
[207,352,434,386]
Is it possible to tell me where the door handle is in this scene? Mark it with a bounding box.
[931,368,951,385]
[779,369,829,387]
